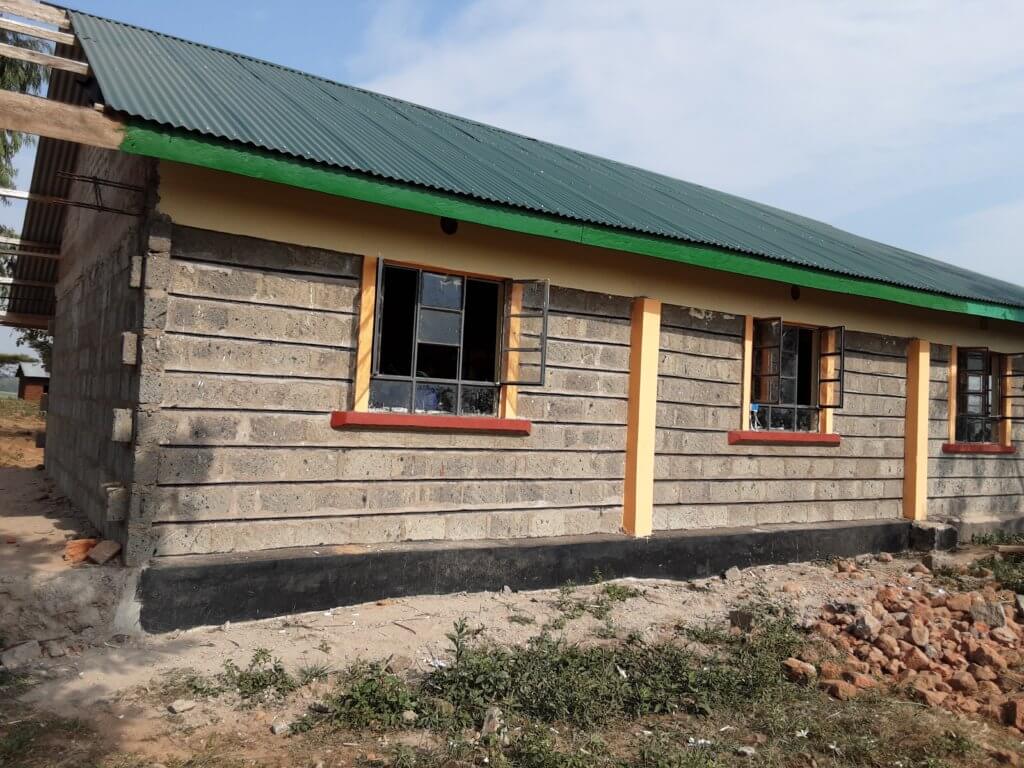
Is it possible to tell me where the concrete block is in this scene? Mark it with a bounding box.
[103,483,129,522]
[111,409,134,443]
[121,331,139,365]
[910,522,958,551]
[148,235,171,254]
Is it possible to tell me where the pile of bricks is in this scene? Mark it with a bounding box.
[787,562,1024,733]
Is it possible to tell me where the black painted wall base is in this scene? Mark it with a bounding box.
[139,519,911,633]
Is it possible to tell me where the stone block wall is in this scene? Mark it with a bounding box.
[46,147,156,541]
[653,304,907,530]
[927,345,1024,528]
[137,226,628,556]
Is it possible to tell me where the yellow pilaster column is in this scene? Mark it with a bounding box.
[353,255,378,411]
[903,338,930,521]
[623,297,662,537]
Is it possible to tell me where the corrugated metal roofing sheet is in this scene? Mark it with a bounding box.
[16,362,48,379]
[69,10,1024,310]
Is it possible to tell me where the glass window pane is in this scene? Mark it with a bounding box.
[796,408,818,432]
[377,266,417,376]
[769,407,795,431]
[782,327,798,353]
[781,350,798,378]
[966,394,983,414]
[462,279,500,382]
[461,386,497,416]
[965,352,986,371]
[421,272,463,309]
[369,379,411,412]
[415,383,456,414]
[780,378,797,405]
[966,374,984,393]
[753,375,779,404]
[417,343,459,379]
[419,308,461,345]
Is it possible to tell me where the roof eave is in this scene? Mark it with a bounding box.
[120,121,1024,325]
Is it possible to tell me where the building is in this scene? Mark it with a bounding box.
[0,3,1021,628]
[14,362,48,403]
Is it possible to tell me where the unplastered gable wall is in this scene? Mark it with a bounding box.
[47,146,155,540]
[927,345,1024,529]
[140,225,627,556]
[653,304,906,530]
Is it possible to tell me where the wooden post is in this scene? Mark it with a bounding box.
[622,297,661,537]
[740,315,753,430]
[352,255,377,411]
[903,339,930,521]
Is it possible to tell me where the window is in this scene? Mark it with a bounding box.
[368,263,549,416]
[750,318,845,432]
[954,348,1023,443]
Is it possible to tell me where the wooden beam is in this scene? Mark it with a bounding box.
[740,315,753,430]
[0,248,60,260]
[0,41,88,76]
[352,255,377,411]
[903,339,930,522]
[0,15,74,45]
[820,327,836,434]
[0,90,124,149]
[0,277,54,287]
[0,311,50,329]
[0,234,60,250]
[622,296,661,537]
[499,282,524,419]
[0,1,69,28]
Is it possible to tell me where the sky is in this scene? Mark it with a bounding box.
[3,0,1023,356]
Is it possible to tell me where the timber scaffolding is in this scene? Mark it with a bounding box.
[0,0,130,330]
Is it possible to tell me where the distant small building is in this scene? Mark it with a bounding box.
[15,363,49,403]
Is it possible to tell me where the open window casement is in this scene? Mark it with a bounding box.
[955,347,999,442]
[999,352,1024,422]
[751,317,782,405]
[499,279,550,387]
[817,325,846,409]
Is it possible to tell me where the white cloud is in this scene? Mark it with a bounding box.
[342,0,1024,272]
[933,198,1024,282]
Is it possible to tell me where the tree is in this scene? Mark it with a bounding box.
[0,351,34,377]
[1,35,52,371]
[16,329,51,371]
[1,28,47,193]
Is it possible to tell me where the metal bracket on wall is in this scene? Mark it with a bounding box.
[0,172,144,216]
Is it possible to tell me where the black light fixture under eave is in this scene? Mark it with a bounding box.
[440,217,459,235]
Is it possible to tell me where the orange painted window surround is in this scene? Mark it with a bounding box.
[730,315,841,447]
[942,345,1017,454]
[336,255,531,434]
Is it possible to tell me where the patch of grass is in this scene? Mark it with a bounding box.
[220,648,297,704]
[972,530,1024,546]
[0,397,42,421]
[295,662,421,731]
[297,662,332,686]
[600,582,643,602]
[975,553,1024,593]
[0,721,44,763]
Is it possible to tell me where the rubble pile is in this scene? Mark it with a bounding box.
[795,560,1024,733]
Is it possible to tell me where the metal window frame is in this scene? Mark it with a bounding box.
[498,278,551,387]
[955,347,998,442]
[751,316,783,406]
[370,262,503,415]
[998,352,1024,422]
[818,325,846,409]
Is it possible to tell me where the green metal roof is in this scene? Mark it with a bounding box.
[69,9,1024,314]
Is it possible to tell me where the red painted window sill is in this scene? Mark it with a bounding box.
[330,411,532,435]
[941,442,1016,455]
[727,430,841,447]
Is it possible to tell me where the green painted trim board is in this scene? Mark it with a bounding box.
[120,123,1024,324]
